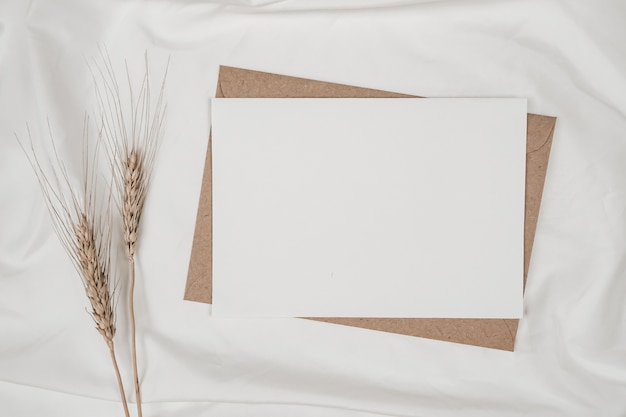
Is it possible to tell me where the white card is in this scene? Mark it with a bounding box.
[211,98,526,319]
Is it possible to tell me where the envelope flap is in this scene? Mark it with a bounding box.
[218,65,411,99]
[526,114,557,154]
[312,318,519,350]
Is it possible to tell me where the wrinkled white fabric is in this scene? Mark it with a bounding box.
[1,0,625,416]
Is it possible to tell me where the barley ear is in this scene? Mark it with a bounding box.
[74,212,116,344]
[123,149,144,259]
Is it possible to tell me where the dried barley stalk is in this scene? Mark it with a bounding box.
[92,50,167,417]
[19,120,130,417]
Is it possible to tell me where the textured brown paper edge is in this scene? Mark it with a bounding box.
[185,66,556,351]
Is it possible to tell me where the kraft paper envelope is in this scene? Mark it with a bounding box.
[185,66,556,351]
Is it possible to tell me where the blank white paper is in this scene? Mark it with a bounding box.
[211,98,526,319]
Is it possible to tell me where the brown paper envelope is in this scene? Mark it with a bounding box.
[185,66,556,351]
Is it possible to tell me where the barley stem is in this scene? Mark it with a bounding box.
[129,256,143,417]
[108,342,131,417]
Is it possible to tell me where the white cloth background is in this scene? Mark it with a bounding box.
[1,0,625,416]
